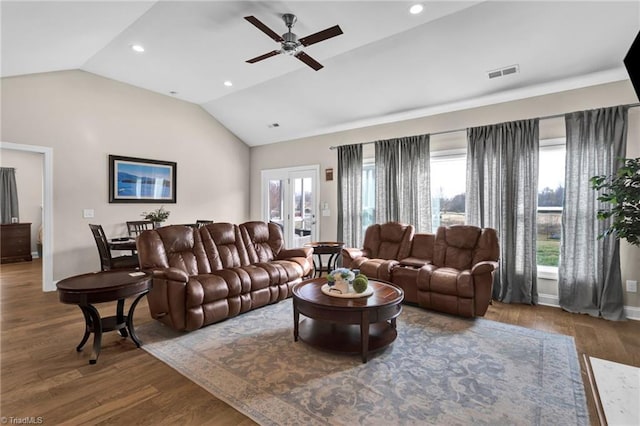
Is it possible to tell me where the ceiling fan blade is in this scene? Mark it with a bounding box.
[244,16,284,43]
[299,25,343,47]
[246,50,282,63]
[295,51,323,71]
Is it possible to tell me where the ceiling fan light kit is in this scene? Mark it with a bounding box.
[244,13,343,71]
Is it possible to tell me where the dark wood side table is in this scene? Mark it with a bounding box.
[292,278,404,363]
[303,241,344,277]
[0,223,33,264]
[56,270,152,364]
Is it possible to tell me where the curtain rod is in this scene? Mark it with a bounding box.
[328,102,640,150]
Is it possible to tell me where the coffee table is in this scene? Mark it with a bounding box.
[57,270,152,364]
[292,277,403,363]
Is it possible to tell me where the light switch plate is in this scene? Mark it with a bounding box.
[83,209,95,218]
[626,280,637,293]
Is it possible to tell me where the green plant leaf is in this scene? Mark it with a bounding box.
[591,157,640,246]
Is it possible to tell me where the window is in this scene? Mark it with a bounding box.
[362,159,375,235]
[537,139,565,273]
[430,150,467,233]
[357,138,564,277]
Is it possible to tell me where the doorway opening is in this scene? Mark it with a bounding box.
[0,142,53,291]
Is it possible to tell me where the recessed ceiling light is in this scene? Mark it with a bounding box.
[223,81,233,87]
[409,4,424,15]
[131,44,145,53]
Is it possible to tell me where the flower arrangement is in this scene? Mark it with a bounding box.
[141,206,170,223]
[326,267,355,284]
[326,268,357,294]
[324,268,369,295]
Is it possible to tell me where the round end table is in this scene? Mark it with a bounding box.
[57,270,152,364]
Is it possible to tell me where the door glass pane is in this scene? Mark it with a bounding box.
[268,179,284,229]
[301,177,313,233]
[293,177,313,246]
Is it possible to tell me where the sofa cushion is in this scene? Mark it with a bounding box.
[241,221,278,262]
[138,225,210,276]
[434,225,482,270]
[200,223,251,269]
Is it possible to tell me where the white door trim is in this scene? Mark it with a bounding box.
[1,142,54,292]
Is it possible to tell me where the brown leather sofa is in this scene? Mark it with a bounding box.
[342,223,499,317]
[137,221,313,331]
[341,222,414,281]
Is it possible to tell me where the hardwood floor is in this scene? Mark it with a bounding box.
[1,260,638,425]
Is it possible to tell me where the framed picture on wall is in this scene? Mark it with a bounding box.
[109,155,177,203]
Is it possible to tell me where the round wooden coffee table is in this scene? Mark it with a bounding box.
[292,278,404,363]
[57,270,152,364]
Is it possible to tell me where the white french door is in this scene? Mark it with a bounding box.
[261,165,319,248]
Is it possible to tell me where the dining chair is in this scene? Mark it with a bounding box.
[126,220,154,237]
[89,224,139,271]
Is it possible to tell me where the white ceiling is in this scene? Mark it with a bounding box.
[2,1,639,146]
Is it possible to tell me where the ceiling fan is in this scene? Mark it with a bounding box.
[244,13,343,71]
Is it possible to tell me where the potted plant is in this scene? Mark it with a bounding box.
[141,206,170,228]
[590,157,640,246]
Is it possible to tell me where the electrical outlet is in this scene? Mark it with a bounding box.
[626,280,637,293]
[83,209,94,219]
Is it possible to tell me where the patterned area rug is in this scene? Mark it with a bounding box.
[137,300,588,425]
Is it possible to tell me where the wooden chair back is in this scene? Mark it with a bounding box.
[127,220,154,236]
[89,224,113,271]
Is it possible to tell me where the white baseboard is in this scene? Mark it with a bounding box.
[624,305,640,321]
[537,293,640,321]
[538,293,559,307]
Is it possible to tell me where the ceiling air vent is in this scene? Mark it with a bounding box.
[487,64,519,79]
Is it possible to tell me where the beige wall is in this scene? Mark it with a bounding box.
[250,80,640,309]
[0,149,43,254]
[1,70,250,280]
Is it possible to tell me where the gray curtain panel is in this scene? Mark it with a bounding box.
[375,139,400,223]
[559,106,628,320]
[399,135,432,233]
[466,119,539,304]
[337,144,363,248]
[375,135,432,231]
[0,167,20,224]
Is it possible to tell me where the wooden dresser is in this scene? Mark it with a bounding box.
[1,223,33,264]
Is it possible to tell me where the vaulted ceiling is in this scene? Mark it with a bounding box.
[2,1,638,146]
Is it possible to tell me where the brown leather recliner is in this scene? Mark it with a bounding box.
[341,222,414,281]
[416,225,499,317]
